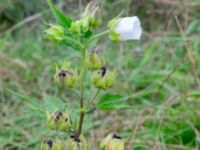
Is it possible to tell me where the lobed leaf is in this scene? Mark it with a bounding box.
[96,93,131,111]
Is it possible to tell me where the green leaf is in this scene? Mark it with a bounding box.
[8,89,43,109]
[43,94,68,112]
[96,94,131,111]
[23,108,46,119]
[187,92,200,98]
[47,0,72,27]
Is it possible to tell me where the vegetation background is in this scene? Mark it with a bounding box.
[0,0,200,149]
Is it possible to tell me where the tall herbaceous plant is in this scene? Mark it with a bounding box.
[14,0,142,149]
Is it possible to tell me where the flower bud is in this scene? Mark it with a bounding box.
[66,134,88,150]
[70,18,90,34]
[41,138,64,150]
[44,24,64,42]
[54,61,78,88]
[108,16,142,41]
[70,20,81,34]
[82,1,102,28]
[91,66,116,90]
[46,109,71,131]
[100,133,124,150]
[86,49,104,70]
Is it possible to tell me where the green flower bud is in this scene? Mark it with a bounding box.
[91,66,116,90]
[70,18,89,34]
[67,134,88,150]
[47,109,71,131]
[41,138,64,150]
[80,18,90,33]
[86,49,104,70]
[44,24,64,42]
[70,20,81,34]
[54,61,78,88]
[82,1,102,28]
[100,133,124,150]
[107,18,121,41]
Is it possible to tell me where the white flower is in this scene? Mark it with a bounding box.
[109,16,142,41]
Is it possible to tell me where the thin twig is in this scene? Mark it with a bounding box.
[126,109,153,149]
[0,12,42,36]
[174,15,200,88]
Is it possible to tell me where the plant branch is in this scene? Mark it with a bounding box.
[87,89,101,109]
[89,30,110,41]
[76,49,86,137]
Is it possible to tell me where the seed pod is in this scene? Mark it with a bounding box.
[43,24,64,42]
[91,66,116,90]
[41,138,64,150]
[46,109,71,131]
[66,134,88,150]
[54,61,78,88]
[86,49,104,70]
[100,133,124,150]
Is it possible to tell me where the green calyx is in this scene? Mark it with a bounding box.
[86,51,104,71]
[91,66,116,90]
[107,10,124,41]
[46,109,71,131]
[70,17,90,34]
[54,61,78,88]
[44,24,64,42]
[82,1,102,28]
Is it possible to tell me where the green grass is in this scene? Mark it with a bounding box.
[0,0,200,149]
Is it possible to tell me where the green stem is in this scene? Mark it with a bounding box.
[89,30,110,41]
[64,37,85,50]
[76,48,86,137]
[87,89,101,109]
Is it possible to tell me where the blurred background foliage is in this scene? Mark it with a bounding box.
[0,0,200,149]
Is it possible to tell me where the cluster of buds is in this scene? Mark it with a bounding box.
[41,138,64,150]
[86,47,116,90]
[43,24,64,42]
[54,61,78,88]
[66,134,88,150]
[70,1,102,34]
[100,133,124,150]
[46,109,71,131]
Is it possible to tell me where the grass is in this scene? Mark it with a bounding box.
[0,0,200,149]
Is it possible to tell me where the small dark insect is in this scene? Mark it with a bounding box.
[98,66,107,77]
[71,134,81,143]
[112,134,122,139]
